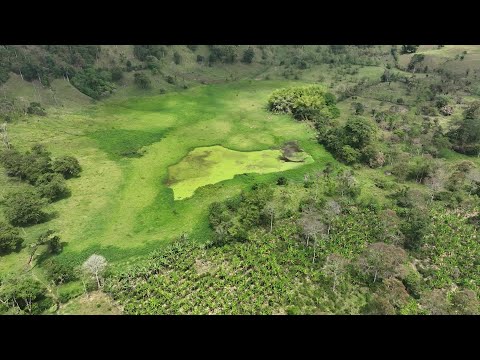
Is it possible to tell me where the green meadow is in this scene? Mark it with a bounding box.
[0,80,335,269]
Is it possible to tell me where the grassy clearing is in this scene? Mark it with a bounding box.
[57,291,122,315]
[168,145,313,200]
[0,80,335,271]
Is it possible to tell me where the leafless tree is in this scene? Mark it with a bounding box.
[466,167,480,195]
[0,122,11,149]
[356,242,407,283]
[264,203,276,233]
[82,254,108,289]
[420,289,450,315]
[424,165,447,201]
[298,208,327,263]
[323,200,341,236]
[323,254,349,293]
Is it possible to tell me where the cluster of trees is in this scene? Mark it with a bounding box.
[0,45,130,100]
[447,101,480,155]
[0,273,50,314]
[0,144,81,226]
[0,45,99,87]
[133,45,167,61]
[107,159,479,314]
[71,67,116,100]
[317,115,383,166]
[134,72,152,89]
[0,252,108,314]
[207,45,239,64]
[267,85,339,120]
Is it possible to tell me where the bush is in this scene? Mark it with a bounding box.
[2,188,47,226]
[268,85,339,120]
[0,148,25,178]
[36,173,70,202]
[26,102,46,116]
[173,52,182,65]
[242,47,255,64]
[0,221,24,254]
[196,55,205,63]
[134,72,152,89]
[52,156,81,179]
[43,258,76,285]
[71,67,115,99]
[110,67,124,82]
[353,102,365,115]
[339,145,361,164]
[401,45,419,54]
[277,176,288,186]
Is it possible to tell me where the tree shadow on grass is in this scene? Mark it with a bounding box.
[31,241,70,269]
[43,210,59,223]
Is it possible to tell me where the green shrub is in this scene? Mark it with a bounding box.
[242,47,255,64]
[43,258,76,285]
[71,67,115,99]
[52,156,81,179]
[277,176,288,186]
[0,221,24,254]
[173,52,182,65]
[36,173,70,202]
[26,102,46,116]
[268,85,339,120]
[2,188,47,226]
[134,72,152,89]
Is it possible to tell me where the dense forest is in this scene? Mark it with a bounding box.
[0,45,479,315]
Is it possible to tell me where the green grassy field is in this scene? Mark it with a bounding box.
[0,80,335,271]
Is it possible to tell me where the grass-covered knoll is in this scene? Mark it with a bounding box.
[168,145,313,200]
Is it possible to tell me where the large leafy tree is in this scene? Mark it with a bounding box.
[2,188,47,226]
[0,221,24,254]
[343,116,377,149]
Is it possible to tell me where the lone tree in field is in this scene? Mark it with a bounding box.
[82,254,108,289]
